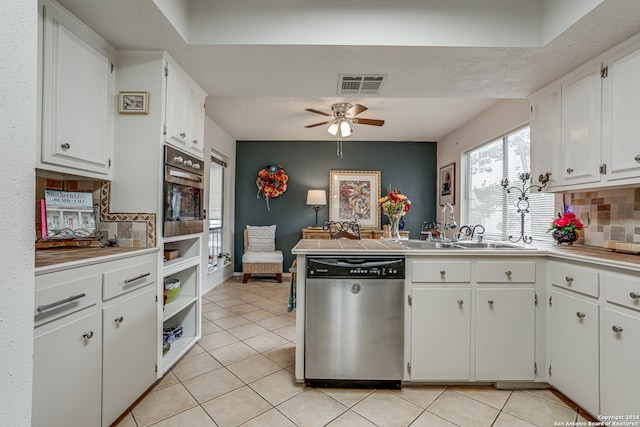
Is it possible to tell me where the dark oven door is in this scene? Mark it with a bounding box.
[164,165,204,237]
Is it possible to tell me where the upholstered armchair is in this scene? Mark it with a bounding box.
[242,225,283,283]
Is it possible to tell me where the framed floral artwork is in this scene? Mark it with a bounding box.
[329,170,380,228]
[118,91,149,114]
[438,162,455,206]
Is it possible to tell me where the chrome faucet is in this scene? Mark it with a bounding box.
[440,203,458,241]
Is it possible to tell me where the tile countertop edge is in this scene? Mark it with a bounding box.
[35,246,160,275]
[291,240,640,272]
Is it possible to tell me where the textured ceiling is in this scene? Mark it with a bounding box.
[56,0,640,142]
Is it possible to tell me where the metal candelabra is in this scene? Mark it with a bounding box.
[500,172,550,244]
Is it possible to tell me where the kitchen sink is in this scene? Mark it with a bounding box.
[397,240,532,250]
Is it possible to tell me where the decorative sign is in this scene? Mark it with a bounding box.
[44,190,96,234]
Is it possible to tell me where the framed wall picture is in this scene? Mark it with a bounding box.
[438,162,455,206]
[118,91,149,114]
[329,170,380,229]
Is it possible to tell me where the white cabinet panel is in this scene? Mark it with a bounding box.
[530,84,562,188]
[410,288,471,381]
[548,290,599,415]
[476,288,535,381]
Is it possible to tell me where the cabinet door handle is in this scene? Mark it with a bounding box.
[576,312,586,319]
[124,272,151,284]
[114,316,124,324]
[440,270,446,276]
[612,325,623,333]
[82,331,94,340]
[488,300,494,306]
[192,139,198,145]
[566,167,574,174]
[60,142,70,150]
[180,132,187,138]
[505,270,512,277]
[635,155,640,162]
[630,292,640,299]
[565,276,574,284]
[37,293,86,313]
[457,299,463,306]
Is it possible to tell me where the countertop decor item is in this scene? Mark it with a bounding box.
[548,211,583,245]
[379,186,411,239]
[500,172,548,244]
[256,165,288,211]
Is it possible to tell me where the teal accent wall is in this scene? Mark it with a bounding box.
[234,140,438,272]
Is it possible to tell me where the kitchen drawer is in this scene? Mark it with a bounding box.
[476,262,536,283]
[549,261,599,297]
[412,260,471,283]
[103,254,157,301]
[35,273,100,327]
[603,272,640,312]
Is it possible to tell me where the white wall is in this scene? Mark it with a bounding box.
[202,115,236,293]
[437,99,530,224]
[0,0,36,424]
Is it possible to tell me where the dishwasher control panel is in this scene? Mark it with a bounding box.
[307,256,405,279]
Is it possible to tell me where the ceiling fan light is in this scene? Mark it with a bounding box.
[340,120,352,137]
[327,122,339,136]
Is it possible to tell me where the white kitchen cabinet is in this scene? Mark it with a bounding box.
[33,309,102,427]
[38,0,115,179]
[560,63,603,187]
[529,83,562,189]
[410,288,471,381]
[600,271,640,416]
[476,288,535,381]
[602,40,640,183]
[164,57,206,158]
[34,250,158,426]
[102,286,157,426]
[548,289,599,415]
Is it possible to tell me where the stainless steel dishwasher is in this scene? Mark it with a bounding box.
[305,256,405,389]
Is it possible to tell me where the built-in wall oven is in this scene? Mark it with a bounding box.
[163,146,205,237]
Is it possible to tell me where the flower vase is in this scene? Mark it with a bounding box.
[552,229,577,245]
[389,215,402,239]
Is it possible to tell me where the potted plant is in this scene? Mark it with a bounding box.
[217,252,232,265]
[548,212,583,245]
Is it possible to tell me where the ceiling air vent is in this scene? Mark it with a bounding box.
[338,75,387,95]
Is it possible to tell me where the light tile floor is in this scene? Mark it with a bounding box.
[115,276,594,427]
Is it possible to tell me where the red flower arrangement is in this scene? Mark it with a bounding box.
[256,165,288,210]
[549,211,583,233]
[378,187,411,217]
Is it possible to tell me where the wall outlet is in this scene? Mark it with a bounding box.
[580,212,590,226]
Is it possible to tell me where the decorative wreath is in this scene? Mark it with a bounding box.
[256,165,288,210]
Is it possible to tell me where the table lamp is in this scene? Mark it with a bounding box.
[306,190,327,227]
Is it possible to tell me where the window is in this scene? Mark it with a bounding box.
[465,126,555,243]
[208,153,226,270]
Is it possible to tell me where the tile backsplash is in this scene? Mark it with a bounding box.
[566,187,640,247]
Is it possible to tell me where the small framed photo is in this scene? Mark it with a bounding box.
[438,162,456,206]
[118,91,149,114]
[329,170,381,229]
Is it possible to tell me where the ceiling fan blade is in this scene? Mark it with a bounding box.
[346,103,368,117]
[354,118,385,126]
[305,120,331,128]
[305,108,331,117]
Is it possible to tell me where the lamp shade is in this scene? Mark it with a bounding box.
[306,190,327,206]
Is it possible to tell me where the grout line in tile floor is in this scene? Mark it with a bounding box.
[114,276,596,427]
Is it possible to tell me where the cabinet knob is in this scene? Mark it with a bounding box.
[82,331,94,340]
[440,270,446,276]
[457,299,464,306]
[180,132,187,138]
[488,300,494,306]
[566,167,574,174]
[505,270,512,277]
[635,155,640,162]
[114,316,124,324]
[565,276,574,284]
[576,312,586,319]
[192,139,198,145]
[630,292,640,299]
[60,142,70,150]
[612,325,623,333]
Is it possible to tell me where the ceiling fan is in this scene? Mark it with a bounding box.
[305,103,385,157]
